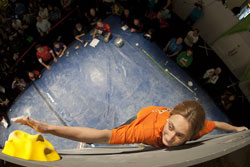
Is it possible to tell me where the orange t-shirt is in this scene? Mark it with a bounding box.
[109,106,216,147]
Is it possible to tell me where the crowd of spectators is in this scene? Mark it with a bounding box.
[0,0,248,128]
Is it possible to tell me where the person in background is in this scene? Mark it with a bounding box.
[38,5,49,20]
[36,16,51,37]
[73,23,86,44]
[101,0,115,15]
[184,28,199,48]
[120,8,132,26]
[186,3,203,26]
[48,4,61,24]
[92,20,111,42]
[0,113,8,128]
[53,41,67,57]
[130,18,144,33]
[11,76,26,91]
[0,88,9,107]
[28,70,41,81]
[144,10,169,41]
[85,8,100,27]
[27,0,39,15]
[61,0,74,12]
[203,67,222,85]
[176,49,193,68]
[11,17,23,31]
[220,90,236,111]
[8,34,24,56]
[36,44,57,70]
[112,2,124,16]
[14,2,26,18]
[163,37,183,57]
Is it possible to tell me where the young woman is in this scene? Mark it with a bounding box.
[12,100,247,148]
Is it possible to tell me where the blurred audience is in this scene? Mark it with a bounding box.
[36,15,51,37]
[203,67,222,85]
[53,41,67,57]
[163,37,183,57]
[92,20,111,42]
[48,4,61,24]
[38,5,49,20]
[184,28,199,48]
[73,23,86,43]
[112,2,124,16]
[186,2,203,26]
[85,8,100,27]
[176,49,193,68]
[11,76,26,91]
[120,8,132,26]
[36,44,57,70]
[130,18,144,33]
[28,70,41,81]
[220,90,236,111]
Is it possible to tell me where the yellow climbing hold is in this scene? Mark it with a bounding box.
[2,130,60,161]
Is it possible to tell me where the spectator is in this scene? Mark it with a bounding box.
[160,8,171,20]
[186,3,203,26]
[0,37,9,56]
[73,23,86,43]
[15,2,26,18]
[147,0,158,11]
[38,5,49,20]
[0,57,10,77]
[0,0,8,11]
[184,28,199,48]
[0,89,9,108]
[162,0,172,10]
[22,13,35,26]
[176,49,193,68]
[0,113,8,128]
[0,27,8,40]
[28,70,41,81]
[85,8,100,27]
[100,0,115,15]
[53,41,67,57]
[203,67,222,85]
[11,17,23,31]
[36,44,57,70]
[146,10,169,41]
[27,1,39,15]
[0,85,5,94]
[61,0,74,12]
[13,53,19,61]
[121,8,132,26]
[11,76,26,91]
[0,97,9,107]
[36,16,51,37]
[112,2,124,16]
[92,20,111,42]
[163,37,183,57]
[130,18,144,33]
[8,34,24,55]
[220,90,236,111]
[3,26,14,37]
[149,10,169,28]
[48,4,61,24]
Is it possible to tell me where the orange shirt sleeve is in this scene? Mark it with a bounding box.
[110,106,155,145]
[195,120,216,139]
[136,106,156,119]
[110,126,127,144]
